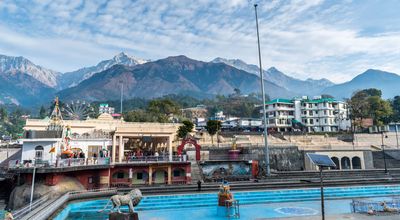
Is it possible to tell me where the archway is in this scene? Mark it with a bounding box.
[152,170,167,184]
[132,170,149,185]
[352,157,362,169]
[341,157,351,169]
[35,145,44,160]
[331,157,340,170]
[178,136,201,161]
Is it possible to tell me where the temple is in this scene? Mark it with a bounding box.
[10,100,192,188]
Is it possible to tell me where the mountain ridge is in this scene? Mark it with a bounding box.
[58,55,294,101]
[57,52,148,89]
[322,69,400,99]
[211,57,335,96]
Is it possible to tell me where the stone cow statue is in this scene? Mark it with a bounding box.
[99,189,142,213]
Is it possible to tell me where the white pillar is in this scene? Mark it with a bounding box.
[112,134,116,163]
[168,137,173,161]
[119,136,124,163]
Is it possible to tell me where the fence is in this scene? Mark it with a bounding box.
[351,197,400,213]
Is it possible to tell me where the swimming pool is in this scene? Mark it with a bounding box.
[55,185,400,220]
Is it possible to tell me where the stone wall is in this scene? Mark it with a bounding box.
[249,146,305,171]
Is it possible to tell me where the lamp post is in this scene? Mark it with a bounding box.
[29,166,36,211]
[319,165,325,220]
[120,80,124,116]
[395,123,399,149]
[381,131,388,174]
[254,3,270,177]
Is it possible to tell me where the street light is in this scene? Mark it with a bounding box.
[381,131,388,174]
[254,3,270,177]
[119,80,124,116]
[29,165,36,211]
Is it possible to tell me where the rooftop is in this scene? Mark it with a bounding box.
[266,98,293,105]
[301,98,338,103]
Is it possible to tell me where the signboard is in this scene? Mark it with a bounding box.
[100,176,109,184]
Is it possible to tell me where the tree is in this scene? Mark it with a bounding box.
[233,88,241,96]
[367,96,393,126]
[205,120,221,145]
[348,89,393,129]
[363,88,382,97]
[177,120,194,138]
[391,96,400,122]
[124,110,156,122]
[147,98,180,116]
[39,106,47,119]
[0,107,7,122]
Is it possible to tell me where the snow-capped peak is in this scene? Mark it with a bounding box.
[0,54,59,88]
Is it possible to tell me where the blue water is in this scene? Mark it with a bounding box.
[55,185,400,220]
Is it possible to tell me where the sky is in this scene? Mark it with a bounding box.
[1,0,400,83]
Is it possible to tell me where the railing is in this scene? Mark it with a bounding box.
[208,154,257,161]
[58,157,111,167]
[14,188,117,220]
[125,155,188,163]
[12,194,50,219]
[10,155,190,170]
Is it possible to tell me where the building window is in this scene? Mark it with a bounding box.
[137,173,143,180]
[310,119,314,124]
[309,111,313,116]
[35,145,44,160]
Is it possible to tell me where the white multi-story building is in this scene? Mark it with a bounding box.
[265,97,351,132]
[99,103,115,114]
[265,99,295,132]
[299,97,350,132]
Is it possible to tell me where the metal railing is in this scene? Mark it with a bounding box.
[14,188,117,220]
[9,155,190,169]
[9,157,111,169]
[124,155,188,163]
[12,194,50,219]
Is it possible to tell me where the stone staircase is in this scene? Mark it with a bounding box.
[190,161,203,183]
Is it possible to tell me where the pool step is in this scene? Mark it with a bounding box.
[68,185,400,213]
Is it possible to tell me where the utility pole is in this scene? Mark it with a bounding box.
[254,4,270,176]
[395,124,399,149]
[381,131,388,174]
[29,166,36,211]
[120,80,124,116]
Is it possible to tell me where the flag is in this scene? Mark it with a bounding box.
[49,146,56,153]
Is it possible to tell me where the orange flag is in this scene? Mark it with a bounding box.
[49,146,56,153]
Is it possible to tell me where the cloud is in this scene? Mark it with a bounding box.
[0,0,399,83]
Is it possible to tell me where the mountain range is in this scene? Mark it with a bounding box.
[1,52,400,109]
[57,52,148,89]
[212,58,334,96]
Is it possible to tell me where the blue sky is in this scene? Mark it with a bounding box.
[0,0,400,83]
